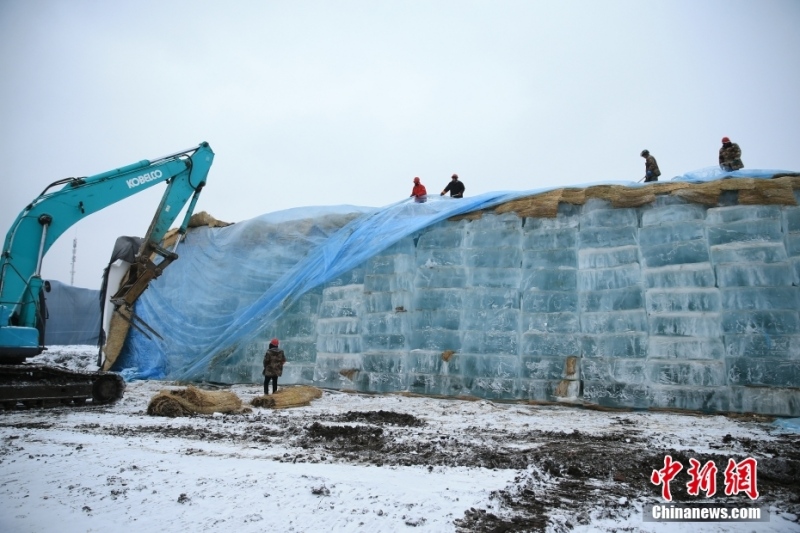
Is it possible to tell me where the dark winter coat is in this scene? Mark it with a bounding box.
[263,346,286,377]
[442,179,465,198]
[719,142,744,171]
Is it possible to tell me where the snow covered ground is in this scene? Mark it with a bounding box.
[0,346,798,533]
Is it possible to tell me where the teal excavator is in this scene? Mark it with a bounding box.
[0,143,215,408]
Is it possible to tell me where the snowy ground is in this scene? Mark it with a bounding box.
[0,346,798,533]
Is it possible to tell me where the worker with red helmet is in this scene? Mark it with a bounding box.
[410,176,428,203]
[262,338,286,395]
[719,137,744,172]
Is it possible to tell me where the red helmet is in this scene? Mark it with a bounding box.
[270,338,279,346]
[413,177,420,183]
[721,136,730,143]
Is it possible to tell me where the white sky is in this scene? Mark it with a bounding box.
[1,0,799,288]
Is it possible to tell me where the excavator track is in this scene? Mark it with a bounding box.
[0,364,125,410]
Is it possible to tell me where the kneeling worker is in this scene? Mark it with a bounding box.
[719,137,744,171]
[641,149,660,182]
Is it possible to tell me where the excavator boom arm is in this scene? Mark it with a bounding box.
[0,142,215,360]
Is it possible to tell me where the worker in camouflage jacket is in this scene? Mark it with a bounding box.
[262,338,287,395]
[719,137,744,171]
[640,149,661,182]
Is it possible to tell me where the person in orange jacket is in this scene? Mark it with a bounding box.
[410,177,428,203]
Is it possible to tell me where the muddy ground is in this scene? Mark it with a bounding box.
[5,385,798,532]
[231,409,800,531]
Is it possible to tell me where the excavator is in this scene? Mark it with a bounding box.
[0,142,215,409]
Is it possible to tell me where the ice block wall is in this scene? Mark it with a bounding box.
[251,194,800,416]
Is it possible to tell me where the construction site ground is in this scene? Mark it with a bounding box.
[0,347,798,532]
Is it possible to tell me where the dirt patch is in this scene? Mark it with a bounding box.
[3,421,54,430]
[337,410,425,427]
[306,421,384,445]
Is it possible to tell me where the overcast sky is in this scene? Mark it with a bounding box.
[2,0,799,289]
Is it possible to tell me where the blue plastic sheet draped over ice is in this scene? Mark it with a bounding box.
[673,166,799,183]
[115,168,798,382]
[774,418,800,434]
[118,192,523,380]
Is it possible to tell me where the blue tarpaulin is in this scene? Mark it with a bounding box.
[774,417,800,434]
